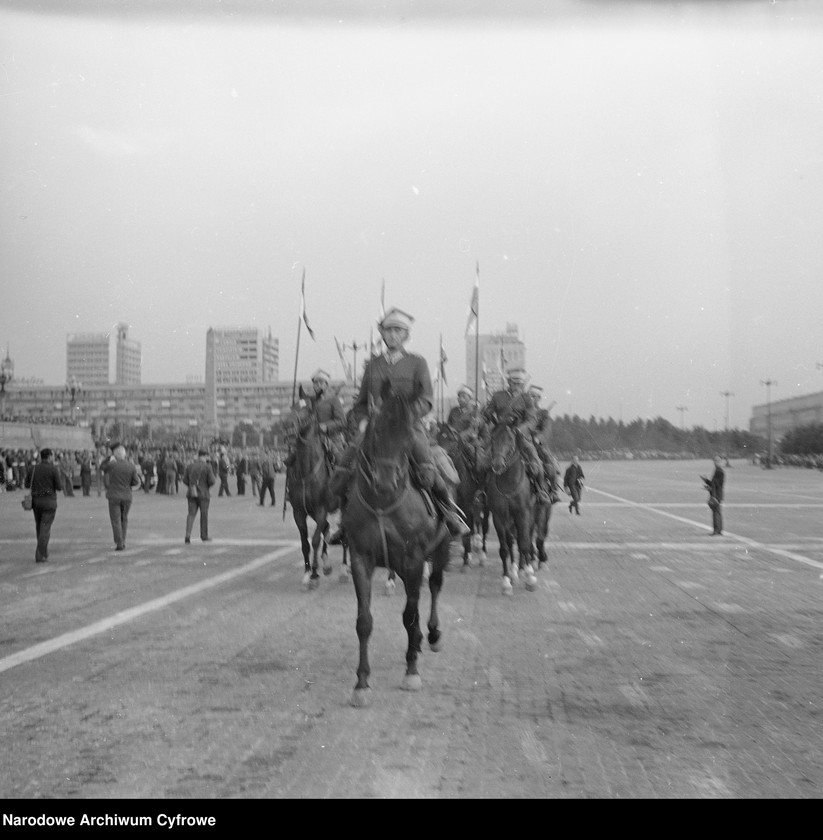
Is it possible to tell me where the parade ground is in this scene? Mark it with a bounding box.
[1,459,822,800]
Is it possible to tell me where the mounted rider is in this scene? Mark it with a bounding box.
[328,307,470,544]
[447,384,480,436]
[481,368,553,504]
[528,384,562,503]
[284,369,347,503]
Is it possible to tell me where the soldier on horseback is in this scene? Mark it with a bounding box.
[447,385,479,435]
[328,307,470,544]
[481,368,553,504]
[284,369,347,503]
[528,384,562,503]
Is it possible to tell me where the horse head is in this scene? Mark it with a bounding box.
[361,381,415,495]
[285,395,319,451]
[489,421,518,475]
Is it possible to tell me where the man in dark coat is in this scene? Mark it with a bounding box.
[182,448,216,542]
[564,456,585,515]
[102,444,142,550]
[217,446,232,497]
[528,384,562,502]
[482,368,552,504]
[329,307,468,544]
[26,448,63,563]
[702,456,725,535]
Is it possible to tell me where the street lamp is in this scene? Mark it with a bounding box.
[760,379,777,468]
[720,390,734,458]
[675,405,688,430]
[0,347,12,417]
[65,376,82,425]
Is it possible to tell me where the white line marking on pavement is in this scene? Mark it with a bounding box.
[0,543,300,675]
[589,487,823,572]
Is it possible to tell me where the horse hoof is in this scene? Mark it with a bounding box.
[301,572,312,590]
[309,576,320,590]
[401,674,423,692]
[460,562,469,573]
[525,576,538,592]
[338,570,351,583]
[471,534,481,551]
[510,567,519,583]
[430,638,443,653]
[350,688,372,708]
[384,579,396,596]
[323,563,332,576]
[501,577,513,595]
[479,551,486,566]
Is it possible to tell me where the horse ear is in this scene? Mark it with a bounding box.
[298,384,308,401]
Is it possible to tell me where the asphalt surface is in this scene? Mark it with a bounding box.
[1,460,822,800]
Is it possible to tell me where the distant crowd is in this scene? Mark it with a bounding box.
[2,443,287,498]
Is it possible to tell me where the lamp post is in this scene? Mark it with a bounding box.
[676,405,688,430]
[341,340,366,389]
[760,379,777,468]
[65,376,82,425]
[720,390,734,458]
[0,348,12,417]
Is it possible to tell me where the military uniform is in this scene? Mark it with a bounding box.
[329,307,468,542]
[482,381,552,502]
[531,403,562,500]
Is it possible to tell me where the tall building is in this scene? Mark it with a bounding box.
[465,322,526,397]
[115,322,142,385]
[206,326,279,385]
[67,332,110,386]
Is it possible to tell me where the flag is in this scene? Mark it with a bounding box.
[439,336,448,386]
[465,261,479,336]
[300,268,315,341]
[379,278,386,320]
[334,336,353,383]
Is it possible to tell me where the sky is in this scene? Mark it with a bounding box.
[2,0,823,431]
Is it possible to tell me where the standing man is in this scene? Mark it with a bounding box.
[182,447,216,543]
[258,449,277,506]
[248,448,262,499]
[217,446,232,497]
[26,449,62,563]
[79,450,92,497]
[236,449,248,496]
[702,456,725,536]
[482,368,552,504]
[563,456,585,515]
[102,444,142,551]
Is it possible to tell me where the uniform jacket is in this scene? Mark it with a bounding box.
[312,394,347,436]
[103,458,142,502]
[482,389,537,435]
[182,458,216,499]
[352,350,433,427]
[447,404,478,434]
[26,461,63,510]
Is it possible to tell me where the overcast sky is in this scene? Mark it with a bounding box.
[2,0,823,430]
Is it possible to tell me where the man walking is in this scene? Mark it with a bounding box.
[217,446,232,497]
[182,448,216,542]
[102,444,141,551]
[26,448,63,563]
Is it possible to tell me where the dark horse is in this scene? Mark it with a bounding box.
[485,421,538,595]
[343,384,451,707]
[284,399,343,590]
[440,424,490,570]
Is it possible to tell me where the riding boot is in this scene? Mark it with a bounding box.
[531,471,552,505]
[431,482,470,537]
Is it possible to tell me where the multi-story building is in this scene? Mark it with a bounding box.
[115,323,142,385]
[66,332,110,386]
[206,327,280,386]
[465,322,526,397]
[750,391,823,445]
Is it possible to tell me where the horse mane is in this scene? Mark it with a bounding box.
[365,382,414,454]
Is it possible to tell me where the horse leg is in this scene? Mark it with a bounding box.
[339,541,351,583]
[350,553,374,707]
[427,538,449,651]
[495,518,513,595]
[308,518,325,590]
[400,564,424,691]
[321,520,333,576]
[293,510,312,590]
[516,510,538,592]
[384,566,396,597]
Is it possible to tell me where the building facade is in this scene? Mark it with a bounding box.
[206,327,280,386]
[115,323,142,385]
[465,322,526,398]
[66,332,110,386]
[750,390,823,444]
